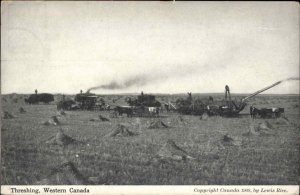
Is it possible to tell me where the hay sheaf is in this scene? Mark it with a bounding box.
[3,111,15,119]
[19,107,26,113]
[157,139,195,161]
[36,161,90,185]
[275,117,290,125]
[43,116,61,126]
[58,110,66,116]
[106,124,138,137]
[46,129,83,146]
[99,114,110,122]
[222,134,243,146]
[109,111,118,118]
[148,120,169,129]
[259,121,273,130]
[243,123,260,136]
[244,120,276,136]
[169,115,188,126]
[258,121,276,135]
[200,113,209,120]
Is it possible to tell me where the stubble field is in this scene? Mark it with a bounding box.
[1,94,299,185]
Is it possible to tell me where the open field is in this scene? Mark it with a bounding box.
[1,94,299,185]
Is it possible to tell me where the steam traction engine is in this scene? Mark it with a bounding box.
[74,92,99,110]
[57,90,101,111]
[115,92,161,117]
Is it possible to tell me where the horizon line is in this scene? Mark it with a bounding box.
[1,92,299,96]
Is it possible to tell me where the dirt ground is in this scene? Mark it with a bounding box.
[1,94,299,184]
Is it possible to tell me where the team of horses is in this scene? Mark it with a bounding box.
[250,106,284,118]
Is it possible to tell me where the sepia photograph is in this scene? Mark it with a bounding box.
[1,1,299,195]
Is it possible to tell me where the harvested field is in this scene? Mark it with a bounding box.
[1,94,299,185]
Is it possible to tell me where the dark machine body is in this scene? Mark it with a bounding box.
[25,93,54,104]
[114,92,161,117]
[74,93,99,110]
[176,81,285,117]
[57,91,102,111]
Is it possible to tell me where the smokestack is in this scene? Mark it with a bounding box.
[35,89,38,95]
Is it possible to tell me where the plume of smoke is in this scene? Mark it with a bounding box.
[88,73,299,93]
[87,74,150,92]
[87,40,255,93]
[86,65,201,93]
[276,77,300,85]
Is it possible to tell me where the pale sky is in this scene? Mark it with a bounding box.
[1,1,299,94]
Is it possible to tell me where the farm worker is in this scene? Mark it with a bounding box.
[250,106,254,118]
[165,104,169,112]
[225,85,231,101]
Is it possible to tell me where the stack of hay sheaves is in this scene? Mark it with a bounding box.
[221,134,243,146]
[2,97,7,102]
[106,124,138,137]
[43,116,61,126]
[168,115,188,126]
[3,111,14,119]
[36,161,90,185]
[57,110,66,116]
[200,113,209,120]
[243,122,260,136]
[99,114,110,122]
[19,107,26,113]
[46,129,82,146]
[157,139,195,161]
[244,120,276,136]
[258,121,275,135]
[147,120,169,129]
[275,116,290,125]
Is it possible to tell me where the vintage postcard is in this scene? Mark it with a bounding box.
[1,1,299,195]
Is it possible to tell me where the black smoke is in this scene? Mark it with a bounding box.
[87,74,152,93]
